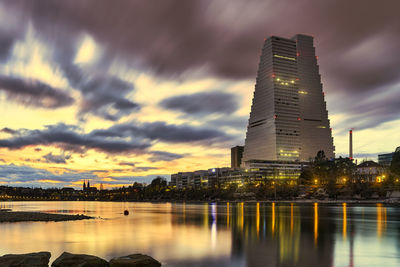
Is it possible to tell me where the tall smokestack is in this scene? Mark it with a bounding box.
[349,129,353,160]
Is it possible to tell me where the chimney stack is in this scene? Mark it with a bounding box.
[349,129,353,160]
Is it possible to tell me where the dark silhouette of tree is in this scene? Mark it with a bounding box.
[390,151,400,176]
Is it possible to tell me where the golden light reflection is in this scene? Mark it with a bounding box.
[278,204,300,265]
[241,202,244,230]
[376,203,387,238]
[342,203,347,240]
[314,202,318,245]
[290,203,294,234]
[256,202,260,236]
[0,202,232,263]
[203,203,208,229]
[272,202,276,235]
[227,202,230,227]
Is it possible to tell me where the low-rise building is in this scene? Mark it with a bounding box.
[171,161,306,189]
[356,161,386,183]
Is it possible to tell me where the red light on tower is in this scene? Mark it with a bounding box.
[272,73,276,78]
[297,117,301,121]
[296,52,300,57]
[315,56,319,60]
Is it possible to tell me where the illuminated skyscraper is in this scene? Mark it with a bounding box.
[242,34,334,164]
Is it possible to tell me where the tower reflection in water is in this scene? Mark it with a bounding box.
[182,202,336,267]
[169,202,395,267]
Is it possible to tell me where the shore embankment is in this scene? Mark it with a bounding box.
[0,209,93,223]
[0,251,161,267]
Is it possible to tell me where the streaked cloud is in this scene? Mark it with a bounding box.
[160,91,238,116]
[0,75,74,108]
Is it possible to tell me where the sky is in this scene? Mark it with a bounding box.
[0,0,399,189]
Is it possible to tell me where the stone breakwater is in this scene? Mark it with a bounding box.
[0,251,161,267]
[0,210,93,222]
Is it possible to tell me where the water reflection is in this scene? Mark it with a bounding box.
[343,202,347,240]
[1,201,400,266]
[314,202,318,245]
[377,203,387,238]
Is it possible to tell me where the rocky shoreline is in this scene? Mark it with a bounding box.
[0,251,161,267]
[0,209,94,223]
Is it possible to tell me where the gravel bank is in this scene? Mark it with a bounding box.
[0,210,93,222]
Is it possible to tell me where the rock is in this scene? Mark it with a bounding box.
[109,254,161,267]
[124,210,129,216]
[0,251,51,267]
[52,252,109,267]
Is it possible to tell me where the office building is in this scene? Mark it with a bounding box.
[231,146,244,168]
[242,34,334,165]
[378,146,400,166]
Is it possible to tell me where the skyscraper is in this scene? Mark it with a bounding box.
[242,34,334,164]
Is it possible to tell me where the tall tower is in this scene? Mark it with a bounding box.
[242,34,334,164]
[294,34,335,160]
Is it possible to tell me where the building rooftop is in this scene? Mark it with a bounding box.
[357,161,381,168]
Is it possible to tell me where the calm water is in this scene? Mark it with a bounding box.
[0,201,399,266]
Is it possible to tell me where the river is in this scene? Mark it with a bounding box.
[0,201,399,266]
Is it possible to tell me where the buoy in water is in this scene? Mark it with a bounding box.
[124,210,129,216]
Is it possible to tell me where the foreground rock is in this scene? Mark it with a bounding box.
[0,211,93,223]
[109,254,161,267]
[52,252,109,267]
[0,251,51,267]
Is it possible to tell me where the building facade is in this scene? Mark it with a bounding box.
[378,146,400,166]
[356,161,386,183]
[242,34,334,164]
[171,161,306,189]
[231,146,244,168]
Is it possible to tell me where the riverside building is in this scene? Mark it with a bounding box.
[242,34,335,166]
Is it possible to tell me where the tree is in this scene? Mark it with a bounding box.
[390,151,400,176]
[299,167,313,185]
[150,176,167,187]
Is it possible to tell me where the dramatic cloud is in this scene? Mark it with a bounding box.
[91,121,233,144]
[148,151,184,162]
[160,92,239,115]
[119,162,136,167]
[0,121,231,156]
[330,83,400,133]
[43,152,71,164]
[0,164,97,183]
[134,166,159,172]
[1,1,398,127]
[0,123,151,154]
[78,75,140,121]
[1,127,17,135]
[206,116,248,130]
[0,76,74,108]
[2,1,398,82]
